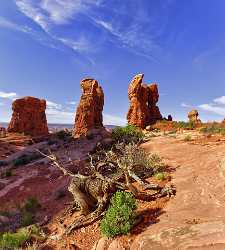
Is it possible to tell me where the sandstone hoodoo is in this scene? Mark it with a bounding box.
[0,127,6,138]
[73,78,104,137]
[7,96,49,136]
[188,109,201,124]
[127,73,162,128]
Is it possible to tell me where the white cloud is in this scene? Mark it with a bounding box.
[214,96,225,105]
[199,104,225,116]
[67,101,77,105]
[198,96,225,117]
[0,91,18,100]
[46,100,62,109]
[46,107,74,124]
[181,102,192,108]
[103,113,126,126]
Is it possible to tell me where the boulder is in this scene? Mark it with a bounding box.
[188,109,201,124]
[127,74,162,128]
[7,96,49,136]
[73,78,105,138]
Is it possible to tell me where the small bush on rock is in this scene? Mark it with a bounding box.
[112,125,144,144]
[100,191,137,238]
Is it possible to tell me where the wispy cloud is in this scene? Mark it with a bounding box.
[181,102,192,108]
[14,0,170,61]
[198,96,225,116]
[0,91,18,100]
[15,0,96,54]
[0,16,32,33]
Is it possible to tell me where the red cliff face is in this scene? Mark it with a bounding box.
[7,96,49,136]
[127,74,162,128]
[73,78,104,137]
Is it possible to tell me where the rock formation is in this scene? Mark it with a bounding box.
[73,78,104,137]
[188,109,201,124]
[127,74,162,128]
[7,96,49,136]
[222,118,225,124]
[167,115,173,121]
[0,127,6,138]
[147,83,163,124]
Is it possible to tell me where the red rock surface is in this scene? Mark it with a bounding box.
[127,74,162,128]
[188,109,201,123]
[7,96,49,136]
[73,78,104,137]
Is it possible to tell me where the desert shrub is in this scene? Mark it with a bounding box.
[21,212,34,227]
[1,170,12,178]
[173,121,195,130]
[55,130,72,141]
[23,197,40,213]
[13,153,41,167]
[200,123,225,135]
[0,229,30,249]
[100,191,137,238]
[155,172,166,181]
[19,197,41,227]
[184,135,192,141]
[112,125,144,144]
[0,225,41,249]
[105,143,164,176]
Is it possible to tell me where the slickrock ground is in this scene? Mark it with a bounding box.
[1,130,225,249]
[132,135,225,250]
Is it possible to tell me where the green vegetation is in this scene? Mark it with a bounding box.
[173,121,195,130]
[100,191,137,238]
[1,170,13,178]
[21,212,34,227]
[0,225,41,250]
[112,125,144,143]
[13,153,41,167]
[55,130,72,141]
[184,135,192,141]
[200,123,225,135]
[155,172,166,181]
[20,197,41,227]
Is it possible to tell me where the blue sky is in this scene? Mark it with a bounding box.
[0,0,225,125]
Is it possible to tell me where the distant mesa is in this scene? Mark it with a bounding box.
[73,78,105,137]
[7,96,49,136]
[188,109,201,124]
[127,73,162,129]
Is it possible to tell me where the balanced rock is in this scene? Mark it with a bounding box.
[188,109,201,124]
[127,74,162,128]
[7,96,49,136]
[73,78,104,137]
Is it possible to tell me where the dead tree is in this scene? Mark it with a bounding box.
[38,144,175,235]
